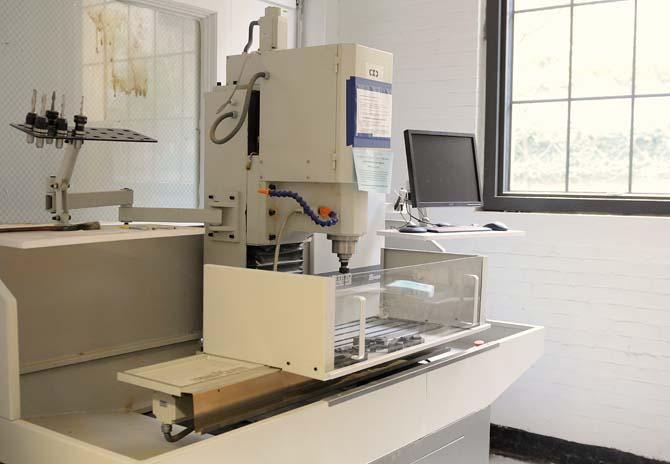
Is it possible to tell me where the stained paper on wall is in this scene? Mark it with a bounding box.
[353,148,393,193]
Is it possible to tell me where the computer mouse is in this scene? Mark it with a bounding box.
[484,221,509,231]
[398,225,428,233]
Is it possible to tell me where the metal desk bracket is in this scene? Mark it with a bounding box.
[118,191,241,242]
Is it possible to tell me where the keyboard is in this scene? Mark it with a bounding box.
[426,225,492,233]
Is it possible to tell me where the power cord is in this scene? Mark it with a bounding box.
[403,198,439,226]
[273,210,303,272]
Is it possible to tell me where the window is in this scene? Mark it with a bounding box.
[484,0,670,214]
[0,0,214,223]
[82,1,202,217]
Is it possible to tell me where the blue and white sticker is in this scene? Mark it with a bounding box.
[347,77,392,149]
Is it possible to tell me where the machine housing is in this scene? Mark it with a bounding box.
[203,43,393,268]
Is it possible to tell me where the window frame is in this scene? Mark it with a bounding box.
[124,0,218,207]
[483,0,670,216]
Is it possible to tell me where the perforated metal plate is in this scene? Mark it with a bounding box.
[10,123,157,143]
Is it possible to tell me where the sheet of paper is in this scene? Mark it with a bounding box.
[353,149,393,193]
[356,88,392,139]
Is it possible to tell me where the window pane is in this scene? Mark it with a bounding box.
[632,97,670,194]
[157,11,183,55]
[571,1,634,98]
[509,102,568,192]
[515,0,568,11]
[156,55,184,117]
[1,0,201,223]
[636,0,670,94]
[512,8,570,100]
[129,5,155,58]
[80,2,201,216]
[569,99,631,193]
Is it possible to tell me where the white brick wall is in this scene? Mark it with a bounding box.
[432,210,670,461]
[305,0,670,460]
[335,0,485,195]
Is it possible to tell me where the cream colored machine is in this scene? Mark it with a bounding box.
[121,7,393,273]
[0,7,544,464]
[203,40,391,272]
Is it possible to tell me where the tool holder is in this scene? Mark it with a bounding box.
[10,123,157,225]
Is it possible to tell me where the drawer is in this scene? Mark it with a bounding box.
[371,407,490,464]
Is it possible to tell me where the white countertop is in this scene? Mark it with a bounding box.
[0,224,204,249]
[377,228,526,241]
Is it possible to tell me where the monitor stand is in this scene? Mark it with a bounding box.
[397,189,453,229]
[414,209,453,228]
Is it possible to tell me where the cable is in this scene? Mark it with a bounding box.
[208,111,237,143]
[392,209,412,230]
[243,20,259,53]
[215,51,257,115]
[209,71,268,145]
[213,19,259,116]
[403,198,439,226]
[273,210,302,272]
[161,423,194,443]
[212,20,258,117]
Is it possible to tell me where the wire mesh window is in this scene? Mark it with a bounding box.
[506,0,670,196]
[0,0,201,223]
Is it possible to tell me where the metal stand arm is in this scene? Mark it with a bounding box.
[48,140,82,224]
[46,140,134,224]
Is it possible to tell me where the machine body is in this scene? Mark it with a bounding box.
[203,41,393,271]
[0,8,544,464]
[118,7,393,272]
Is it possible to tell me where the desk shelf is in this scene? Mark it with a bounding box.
[377,229,525,241]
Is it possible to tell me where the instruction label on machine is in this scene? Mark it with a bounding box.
[353,148,393,193]
[347,77,392,149]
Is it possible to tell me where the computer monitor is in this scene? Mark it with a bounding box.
[403,130,482,208]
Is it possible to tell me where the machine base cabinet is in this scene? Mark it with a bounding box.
[0,320,542,464]
[373,407,490,464]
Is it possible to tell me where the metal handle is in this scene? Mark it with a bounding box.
[350,296,367,361]
[465,274,480,324]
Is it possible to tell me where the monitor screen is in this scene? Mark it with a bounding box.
[404,130,482,207]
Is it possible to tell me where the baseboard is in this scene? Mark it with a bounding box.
[490,424,668,464]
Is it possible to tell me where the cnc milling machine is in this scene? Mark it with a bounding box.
[0,7,544,464]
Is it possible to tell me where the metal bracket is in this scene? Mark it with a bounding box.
[47,189,133,213]
[206,191,240,242]
[118,207,224,225]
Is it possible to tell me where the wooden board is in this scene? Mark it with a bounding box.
[0,222,100,233]
[193,369,313,433]
[0,225,203,249]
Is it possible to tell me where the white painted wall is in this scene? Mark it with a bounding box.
[300,0,387,274]
[306,0,670,461]
[179,0,297,80]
